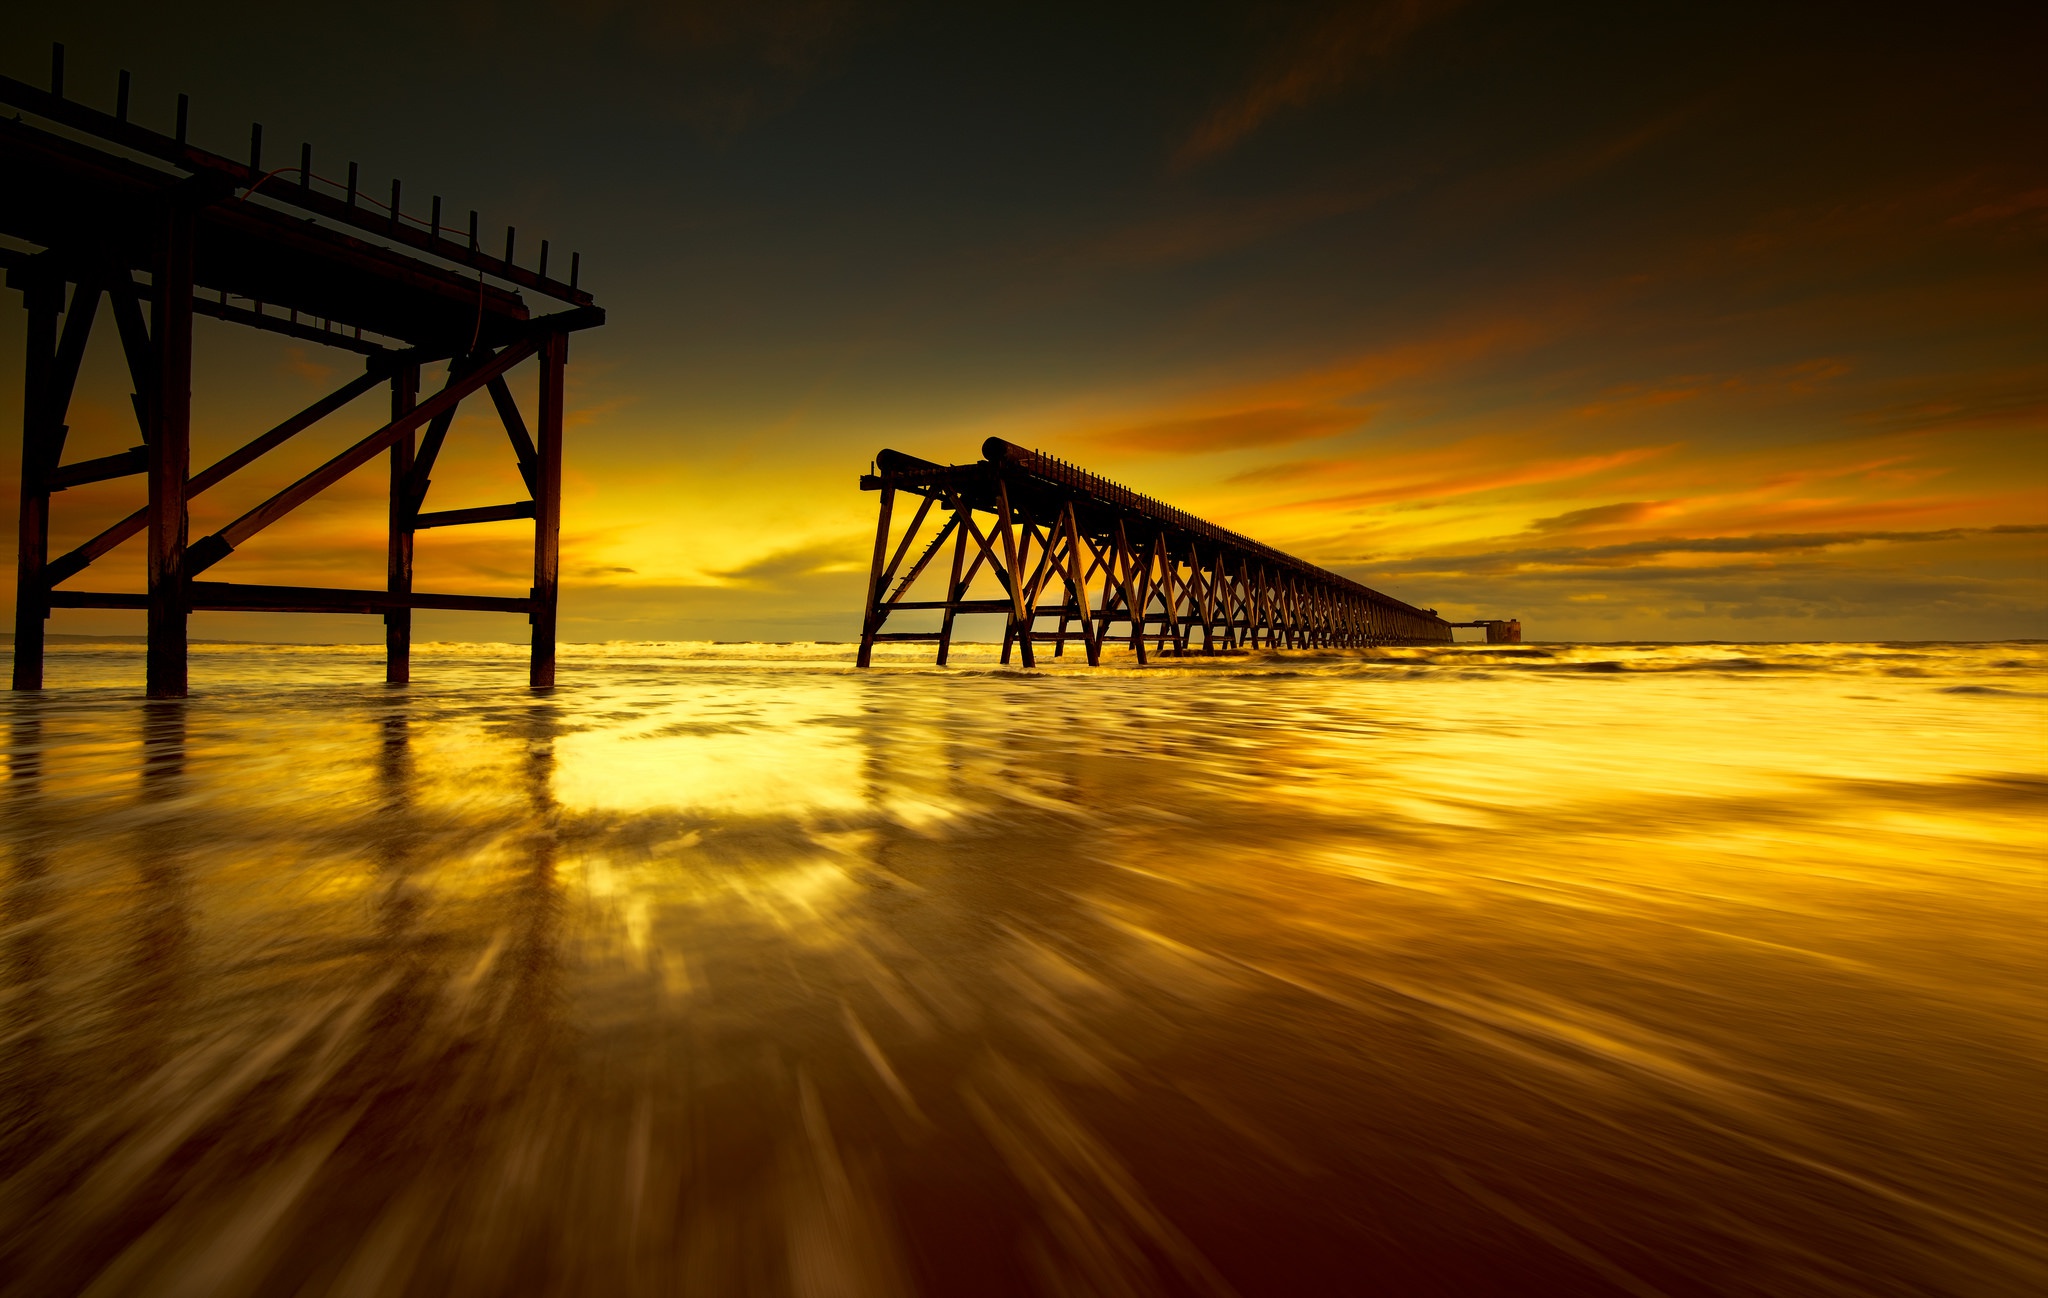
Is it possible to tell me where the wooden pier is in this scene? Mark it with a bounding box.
[4,45,604,695]
[857,438,1486,667]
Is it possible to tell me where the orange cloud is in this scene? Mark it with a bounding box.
[1092,404,1367,454]
[1079,313,1556,459]
[1265,445,1675,514]
[1525,501,1681,533]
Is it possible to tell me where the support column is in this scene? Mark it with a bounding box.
[934,503,969,667]
[11,275,60,691]
[993,475,1034,668]
[1112,524,1143,663]
[1061,502,1101,666]
[530,331,566,688]
[147,204,194,699]
[855,476,896,669]
[10,276,59,690]
[385,364,418,684]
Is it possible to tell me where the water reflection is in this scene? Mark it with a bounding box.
[2,700,54,1179]
[0,641,2042,1295]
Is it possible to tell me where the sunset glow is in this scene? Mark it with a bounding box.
[4,3,2042,644]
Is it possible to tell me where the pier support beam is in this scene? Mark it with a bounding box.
[146,202,194,700]
[10,272,60,691]
[530,330,566,689]
[386,365,419,684]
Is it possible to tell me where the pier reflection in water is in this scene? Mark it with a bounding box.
[0,641,2043,1296]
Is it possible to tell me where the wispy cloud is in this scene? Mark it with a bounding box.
[1173,0,1468,170]
[1076,313,1554,460]
[707,537,865,589]
[1264,445,1675,514]
[1375,524,2048,577]
[1524,501,1680,533]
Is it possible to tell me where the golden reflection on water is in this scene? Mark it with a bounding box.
[1,641,2043,1296]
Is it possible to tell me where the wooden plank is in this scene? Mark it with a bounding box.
[895,598,1011,613]
[487,375,541,495]
[45,281,102,470]
[414,501,537,529]
[47,446,146,490]
[143,582,536,614]
[47,590,147,609]
[105,275,154,439]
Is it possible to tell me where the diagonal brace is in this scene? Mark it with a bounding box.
[44,368,386,586]
[186,339,537,575]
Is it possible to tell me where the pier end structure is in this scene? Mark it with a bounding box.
[856,438,1512,666]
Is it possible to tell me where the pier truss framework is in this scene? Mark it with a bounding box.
[4,46,604,696]
[858,438,1457,668]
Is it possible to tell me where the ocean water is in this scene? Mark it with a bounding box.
[0,639,2042,1297]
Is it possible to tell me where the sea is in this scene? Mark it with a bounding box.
[1,639,2043,1297]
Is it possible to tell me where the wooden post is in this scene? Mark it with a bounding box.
[11,274,60,691]
[147,203,194,699]
[993,475,1034,668]
[385,364,418,683]
[1190,544,1214,654]
[1061,502,1101,666]
[1113,522,1146,665]
[856,477,896,668]
[1157,535,1180,654]
[935,502,970,666]
[530,331,565,688]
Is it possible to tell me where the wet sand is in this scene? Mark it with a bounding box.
[2,640,2043,1296]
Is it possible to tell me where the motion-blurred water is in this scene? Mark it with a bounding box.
[1,640,2042,1296]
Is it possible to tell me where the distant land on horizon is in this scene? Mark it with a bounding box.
[6,634,2043,652]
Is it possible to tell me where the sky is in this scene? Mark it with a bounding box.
[4,0,2045,643]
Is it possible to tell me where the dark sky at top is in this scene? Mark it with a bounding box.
[6,2,2045,640]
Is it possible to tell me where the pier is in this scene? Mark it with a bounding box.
[857,438,1489,667]
[3,45,604,696]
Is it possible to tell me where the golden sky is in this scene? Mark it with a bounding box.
[5,1,2044,642]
